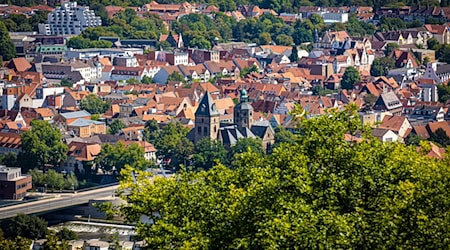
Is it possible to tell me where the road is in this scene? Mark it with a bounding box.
[0,184,119,220]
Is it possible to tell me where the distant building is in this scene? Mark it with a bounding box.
[0,166,32,200]
[38,2,102,36]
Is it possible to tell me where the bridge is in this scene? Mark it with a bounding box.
[0,184,118,220]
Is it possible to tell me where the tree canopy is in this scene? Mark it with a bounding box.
[20,120,68,170]
[341,66,361,90]
[370,57,396,76]
[80,94,110,114]
[115,104,450,249]
[0,21,16,61]
[95,141,149,174]
[1,214,48,240]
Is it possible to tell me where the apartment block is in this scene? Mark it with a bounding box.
[38,2,101,36]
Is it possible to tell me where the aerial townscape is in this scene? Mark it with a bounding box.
[2,0,450,248]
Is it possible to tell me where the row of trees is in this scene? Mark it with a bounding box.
[113,104,450,248]
[29,169,79,191]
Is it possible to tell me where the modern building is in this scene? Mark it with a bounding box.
[38,2,101,36]
[0,166,32,200]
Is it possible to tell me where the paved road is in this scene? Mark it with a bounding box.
[0,185,119,220]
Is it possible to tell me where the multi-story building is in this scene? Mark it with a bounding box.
[38,2,101,36]
[0,166,32,200]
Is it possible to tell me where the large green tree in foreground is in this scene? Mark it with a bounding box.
[115,105,450,249]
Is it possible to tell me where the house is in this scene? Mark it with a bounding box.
[389,50,419,69]
[373,92,403,116]
[409,104,445,122]
[0,166,32,200]
[372,128,399,142]
[110,66,146,82]
[65,141,101,174]
[119,125,145,141]
[6,58,32,73]
[67,118,106,138]
[53,110,91,129]
[424,24,450,44]
[0,132,22,154]
[178,64,211,82]
[378,114,412,139]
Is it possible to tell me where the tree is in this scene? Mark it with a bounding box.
[275,34,294,46]
[141,75,153,84]
[0,153,18,167]
[29,169,78,191]
[20,120,68,170]
[56,228,78,241]
[1,214,48,240]
[109,119,125,135]
[167,71,185,83]
[430,128,450,147]
[405,133,423,146]
[145,122,193,168]
[67,36,91,49]
[363,94,378,110]
[60,79,73,87]
[95,142,148,174]
[437,84,450,103]
[192,138,228,170]
[273,126,297,148]
[0,21,16,61]
[80,94,110,114]
[240,65,258,77]
[370,57,396,76]
[384,42,400,56]
[289,45,298,63]
[341,66,361,90]
[427,37,440,50]
[258,32,272,45]
[114,105,450,249]
[230,137,265,158]
[44,231,70,250]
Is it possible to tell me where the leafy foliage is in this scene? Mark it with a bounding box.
[108,119,126,135]
[167,71,186,83]
[29,169,78,191]
[437,84,450,103]
[192,137,228,170]
[145,121,193,168]
[430,128,450,147]
[20,120,68,170]
[341,66,361,90]
[0,21,16,61]
[80,94,110,114]
[230,137,265,159]
[95,141,149,174]
[1,214,48,240]
[370,57,396,76]
[115,104,450,248]
[56,228,78,241]
[385,42,400,56]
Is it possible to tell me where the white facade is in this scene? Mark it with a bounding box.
[39,2,101,36]
[322,12,348,24]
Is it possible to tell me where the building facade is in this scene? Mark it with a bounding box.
[0,166,32,200]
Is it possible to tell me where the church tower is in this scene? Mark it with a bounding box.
[234,88,254,129]
[194,91,220,143]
